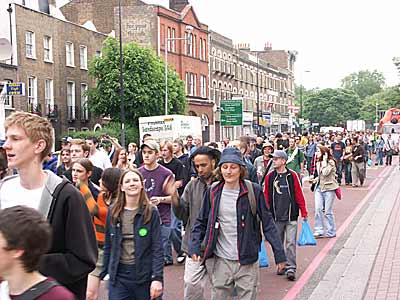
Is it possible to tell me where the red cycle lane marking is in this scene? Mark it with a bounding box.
[282,166,392,300]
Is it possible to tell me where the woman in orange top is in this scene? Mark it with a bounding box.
[79,167,122,300]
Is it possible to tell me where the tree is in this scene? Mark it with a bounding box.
[87,38,187,125]
[69,122,140,144]
[302,88,361,126]
[341,70,385,100]
[294,84,319,106]
[360,86,400,126]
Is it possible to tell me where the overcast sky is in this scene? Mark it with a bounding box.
[146,0,400,89]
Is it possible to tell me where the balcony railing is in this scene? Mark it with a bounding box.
[81,105,90,122]
[27,103,42,116]
[45,104,58,119]
[67,105,77,122]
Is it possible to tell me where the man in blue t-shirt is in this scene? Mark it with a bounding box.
[330,134,345,185]
[138,140,175,266]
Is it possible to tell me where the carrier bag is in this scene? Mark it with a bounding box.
[297,219,317,246]
[259,240,270,267]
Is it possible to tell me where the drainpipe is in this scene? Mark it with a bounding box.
[7,4,13,65]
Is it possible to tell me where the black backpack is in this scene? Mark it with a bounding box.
[16,279,63,300]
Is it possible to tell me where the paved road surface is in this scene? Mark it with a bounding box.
[99,160,399,300]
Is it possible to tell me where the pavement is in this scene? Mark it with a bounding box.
[99,158,400,300]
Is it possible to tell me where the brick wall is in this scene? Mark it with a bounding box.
[14,4,107,142]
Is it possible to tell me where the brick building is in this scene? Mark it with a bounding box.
[61,0,214,142]
[0,1,107,146]
[210,30,297,140]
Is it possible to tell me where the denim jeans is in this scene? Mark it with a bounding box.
[335,160,343,184]
[161,224,172,263]
[344,162,352,184]
[109,264,151,300]
[314,187,336,237]
[275,220,298,273]
[166,208,183,260]
[376,150,384,165]
[306,156,313,175]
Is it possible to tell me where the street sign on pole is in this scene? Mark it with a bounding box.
[6,83,25,96]
[221,99,243,126]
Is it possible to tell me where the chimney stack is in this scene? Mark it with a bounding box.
[169,0,189,12]
[238,43,250,51]
[264,42,272,51]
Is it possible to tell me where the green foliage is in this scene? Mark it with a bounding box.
[87,37,187,127]
[294,85,319,106]
[302,88,361,126]
[69,122,140,145]
[341,70,385,100]
[360,86,400,126]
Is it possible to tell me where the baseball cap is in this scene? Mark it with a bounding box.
[218,147,246,166]
[272,150,288,160]
[141,140,160,152]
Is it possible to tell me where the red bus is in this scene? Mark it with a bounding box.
[379,108,400,143]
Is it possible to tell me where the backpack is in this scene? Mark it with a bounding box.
[14,279,61,300]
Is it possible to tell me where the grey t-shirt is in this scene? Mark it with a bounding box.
[120,208,138,265]
[214,187,240,260]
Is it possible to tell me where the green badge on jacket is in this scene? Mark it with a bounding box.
[138,228,148,237]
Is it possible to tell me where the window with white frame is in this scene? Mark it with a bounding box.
[186,33,193,56]
[27,76,37,104]
[25,31,35,58]
[44,79,54,107]
[167,27,171,51]
[81,83,89,120]
[193,74,197,96]
[43,36,52,62]
[192,35,196,58]
[3,80,13,108]
[202,39,206,61]
[66,42,74,67]
[171,28,176,52]
[67,81,76,119]
[186,72,196,96]
[80,45,88,69]
[200,75,206,98]
[199,39,203,60]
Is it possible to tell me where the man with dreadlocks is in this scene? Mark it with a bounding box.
[170,146,221,300]
[264,150,308,282]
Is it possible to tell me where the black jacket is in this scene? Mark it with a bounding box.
[189,180,286,265]
[39,176,98,300]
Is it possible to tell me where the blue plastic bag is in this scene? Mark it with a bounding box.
[297,219,317,246]
[367,158,373,167]
[259,240,270,267]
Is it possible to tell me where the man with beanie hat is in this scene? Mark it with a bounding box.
[190,147,286,299]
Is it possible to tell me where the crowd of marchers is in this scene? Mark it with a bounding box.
[0,111,399,300]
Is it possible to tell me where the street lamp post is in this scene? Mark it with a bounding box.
[118,0,126,148]
[256,52,260,136]
[164,26,193,115]
[298,70,310,129]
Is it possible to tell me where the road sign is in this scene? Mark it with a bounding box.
[6,83,25,96]
[221,99,243,126]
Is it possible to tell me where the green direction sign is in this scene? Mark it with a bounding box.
[221,99,243,126]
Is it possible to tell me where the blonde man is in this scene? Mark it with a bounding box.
[0,112,97,300]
